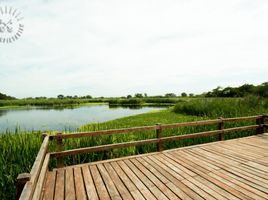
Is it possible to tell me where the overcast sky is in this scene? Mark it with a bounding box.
[1,0,268,98]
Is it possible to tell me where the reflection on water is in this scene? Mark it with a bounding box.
[108,105,143,109]
[0,109,8,117]
[0,104,164,132]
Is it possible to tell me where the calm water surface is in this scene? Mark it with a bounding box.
[0,104,163,132]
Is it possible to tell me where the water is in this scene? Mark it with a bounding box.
[0,104,163,132]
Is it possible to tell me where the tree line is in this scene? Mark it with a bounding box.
[205,82,268,97]
[1,82,267,100]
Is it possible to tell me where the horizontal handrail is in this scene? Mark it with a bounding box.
[50,125,156,139]
[18,135,50,200]
[50,115,264,140]
[51,124,264,158]
[51,138,159,157]
[222,115,263,122]
[49,115,266,168]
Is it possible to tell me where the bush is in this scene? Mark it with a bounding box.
[173,97,268,117]
[108,98,143,105]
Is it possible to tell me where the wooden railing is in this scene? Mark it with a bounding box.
[17,134,50,200]
[17,114,267,200]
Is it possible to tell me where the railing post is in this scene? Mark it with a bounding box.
[156,123,163,151]
[16,173,30,200]
[56,132,64,168]
[42,133,48,141]
[256,115,265,134]
[263,115,267,133]
[218,118,224,141]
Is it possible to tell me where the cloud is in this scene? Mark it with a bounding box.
[1,0,268,97]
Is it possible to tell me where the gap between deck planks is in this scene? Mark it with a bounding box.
[42,134,268,200]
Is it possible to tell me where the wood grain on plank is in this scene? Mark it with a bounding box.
[81,166,99,200]
[54,169,65,200]
[42,171,56,200]
[97,164,121,199]
[74,167,87,200]
[90,165,110,200]
[65,168,75,200]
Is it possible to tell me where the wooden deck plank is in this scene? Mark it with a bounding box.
[208,172,263,200]
[214,170,268,199]
[65,168,75,200]
[214,142,264,159]
[218,169,268,194]
[156,154,196,178]
[146,156,203,200]
[255,156,268,166]
[187,148,268,189]
[42,134,268,200]
[124,159,169,200]
[188,148,268,185]
[148,156,185,181]
[179,150,220,171]
[103,163,133,200]
[194,175,238,200]
[117,160,157,200]
[90,165,110,200]
[201,144,254,161]
[138,157,191,199]
[165,182,191,199]
[165,152,251,199]
[110,161,145,200]
[233,141,268,154]
[81,166,99,200]
[130,158,180,200]
[42,171,56,200]
[54,169,65,200]
[97,164,121,200]
[225,142,268,159]
[181,179,216,199]
[136,157,170,184]
[182,147,268,180]
[74,167,87,200]
[188,147,268,186]
[185,176,227,200]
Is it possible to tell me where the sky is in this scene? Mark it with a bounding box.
[0,0,268,98]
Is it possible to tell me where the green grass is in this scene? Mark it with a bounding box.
[0,131,42,200]
[173,96,268,117]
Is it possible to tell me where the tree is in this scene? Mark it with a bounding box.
[181,92,187,97]
[165,93,176,98]
[255,82,268,97]
[134,93,143,98]
[127,95,132,99]
[0,92,16,100]
[57,94,64,99]
[189,93,194,97]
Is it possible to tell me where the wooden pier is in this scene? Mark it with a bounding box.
[17,115,268,200]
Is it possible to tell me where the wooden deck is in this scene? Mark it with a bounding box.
[42,134,268,200]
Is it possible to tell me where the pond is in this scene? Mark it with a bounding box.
[0,104,164,132]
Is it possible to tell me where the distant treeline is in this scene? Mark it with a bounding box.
[0,92,16,100]
[108,97,183,106]
[205,82,268,97]
[0,98,105,107]
[0,82,267,104]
